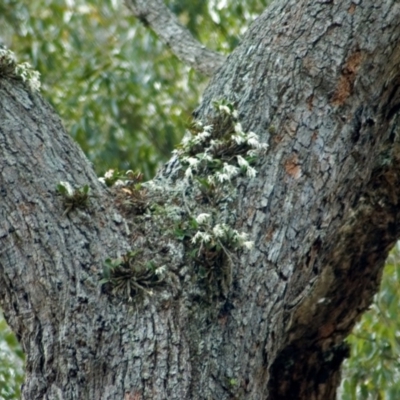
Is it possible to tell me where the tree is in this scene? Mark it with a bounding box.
[1,0,400,399]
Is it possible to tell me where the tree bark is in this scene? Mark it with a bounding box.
[1,0,400,399]
[125,0,225,76]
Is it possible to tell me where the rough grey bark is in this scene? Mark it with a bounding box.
[124,0,225,76]
[1,0,400,399]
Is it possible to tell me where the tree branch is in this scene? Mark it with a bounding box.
[124,0,226,76]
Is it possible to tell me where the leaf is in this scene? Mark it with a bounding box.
[56,184,67,195]
[81,184,90,195]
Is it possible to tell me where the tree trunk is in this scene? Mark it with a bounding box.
[1,0,400,399]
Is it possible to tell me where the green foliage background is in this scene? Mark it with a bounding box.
[0,314,24,400]
[340,247,400,400]
[0,1,399,398]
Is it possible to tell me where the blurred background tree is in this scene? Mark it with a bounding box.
[0,1,399,398]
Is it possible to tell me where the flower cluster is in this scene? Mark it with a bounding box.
[0,48,41,91]
[191,213,254,250]
[98,169,125,187]
[99,169,144,188]
[0,48,15,67]
[15,62,41,91]
[175,101,268,185]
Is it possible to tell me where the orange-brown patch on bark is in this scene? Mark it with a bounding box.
[273,134,284,144]
[318,322,335,338]
[247,207,256,220]
[306,94,314,111]
[311,130,318,141]
[331,51,363,106]
[348,3,356,14]
[124,392,142,400]
[302,56,319,77]
[265,227,275,242]
[285,154,302,179]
